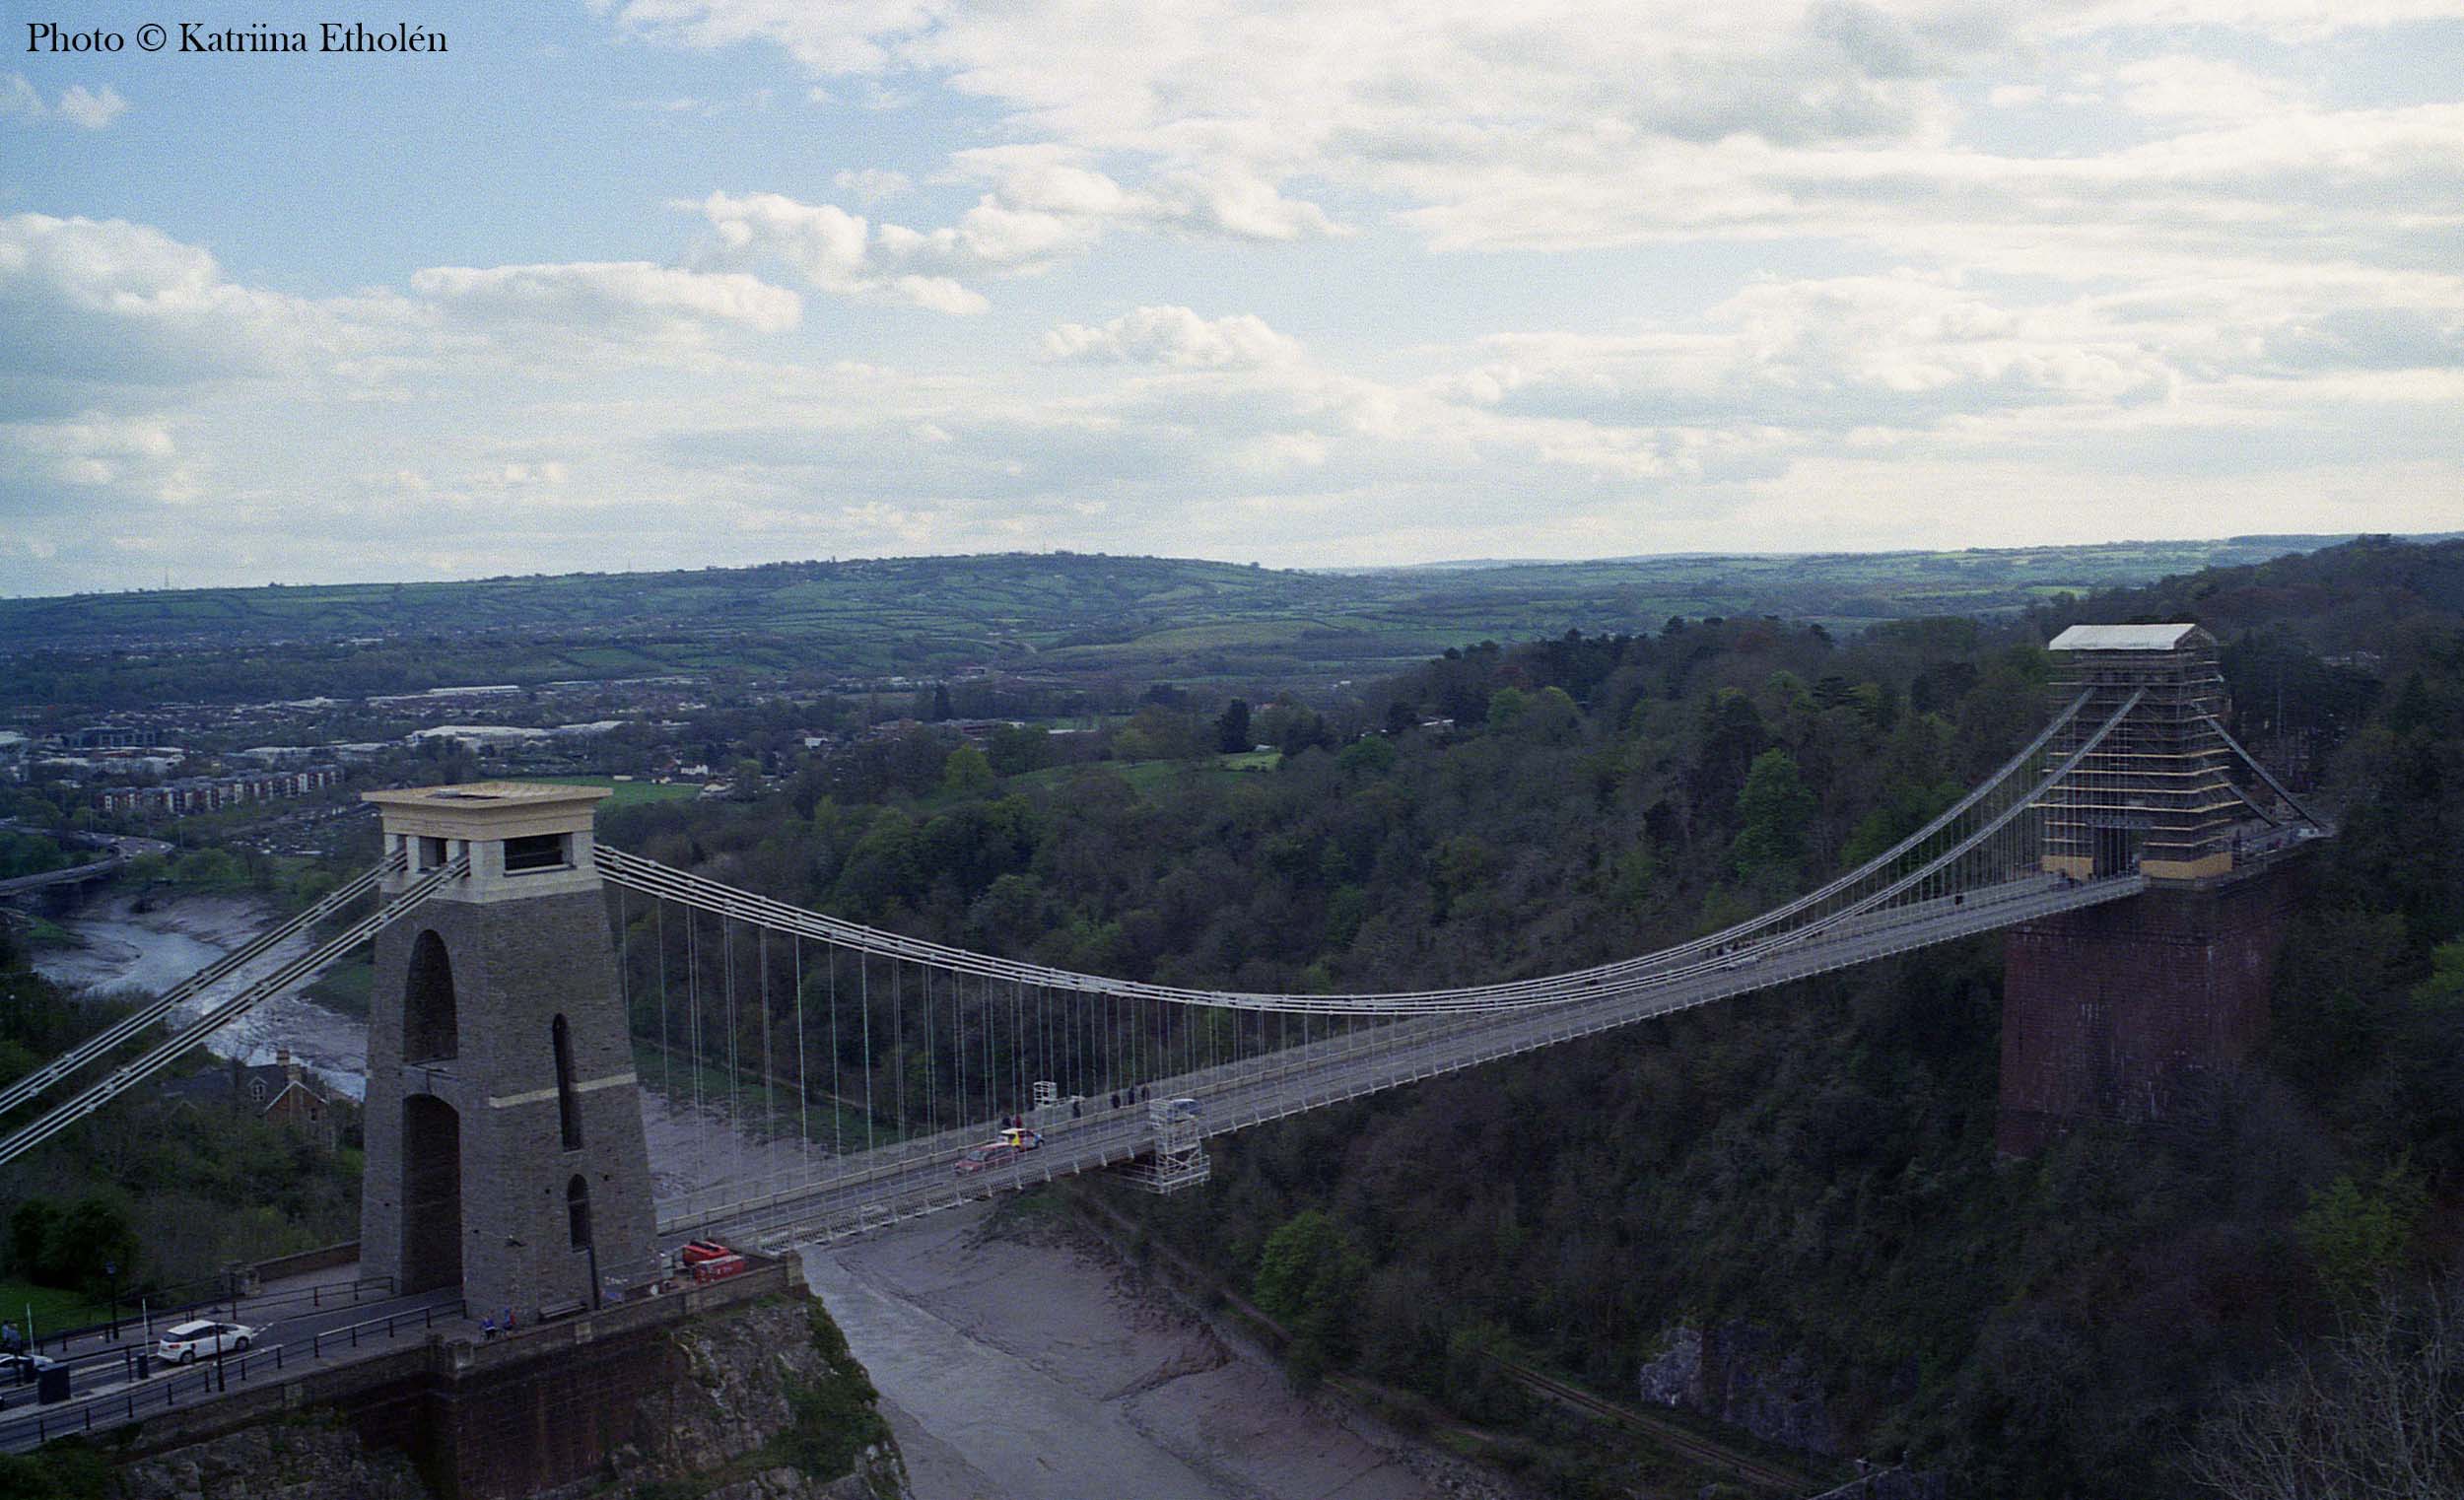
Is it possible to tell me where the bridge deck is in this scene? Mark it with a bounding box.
[667,870,2147,1249]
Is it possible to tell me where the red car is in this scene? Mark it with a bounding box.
[955,1126,1043,1176]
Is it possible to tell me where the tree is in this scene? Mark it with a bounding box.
[1335,734,1397,777]
[1255,1210,1369,1381]
[2296,1167,2428,1304]
[2186,1288,2464,1499]
[985,724,1050,777]
[1734,748,1814,885]
[941,743,995,794]
[1217,699,1254,754]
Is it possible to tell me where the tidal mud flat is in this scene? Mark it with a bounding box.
[805,1200,1516,1500]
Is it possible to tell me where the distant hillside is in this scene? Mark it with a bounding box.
[0,534,2437,708]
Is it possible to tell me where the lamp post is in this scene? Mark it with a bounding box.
[103,1261,118,1341]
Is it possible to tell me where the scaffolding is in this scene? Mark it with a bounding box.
[1117,1096,1210,1194]
[2040,624,2239,881]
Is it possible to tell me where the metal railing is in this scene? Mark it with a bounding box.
[0,1297,464,1454]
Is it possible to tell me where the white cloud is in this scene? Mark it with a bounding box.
[2,415,192,502]
[1043,307,1303,369]
[693,148,1342,312]
[693,190,989,311]
[0,213,375,394]
[409,261,802,335]
[55,84,128,130]
[2,75,127,129]
[2112,56,2300,122]
[832,168,913,201]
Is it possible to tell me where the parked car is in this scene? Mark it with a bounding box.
[0,1351,57,1384]
[157,1320,258,1364]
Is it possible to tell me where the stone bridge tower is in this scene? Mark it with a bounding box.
[1999,626,2306,1153]
[361,783,656,1318]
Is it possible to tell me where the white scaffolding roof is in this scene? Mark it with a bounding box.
[2049,623,2201,651]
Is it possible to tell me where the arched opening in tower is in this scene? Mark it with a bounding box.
[404,929,459,1063]
[401,1094,463,1294]
[567,1174,592,1250]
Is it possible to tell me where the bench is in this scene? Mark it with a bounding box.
[536,1299,587,1323]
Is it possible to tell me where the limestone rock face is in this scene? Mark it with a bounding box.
[1637,1321,1839,1457]
[603,1296,910,1500]
[113,1419,429,1500]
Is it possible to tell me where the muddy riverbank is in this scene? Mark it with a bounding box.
[806,1200,1519,1500]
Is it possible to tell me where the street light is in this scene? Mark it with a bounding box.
[103,1261,118,1340]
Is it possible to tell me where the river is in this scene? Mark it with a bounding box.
[30,892,1506,1499]
[32,891,373,1097]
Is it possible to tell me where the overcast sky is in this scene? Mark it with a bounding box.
[3,1,2459,594]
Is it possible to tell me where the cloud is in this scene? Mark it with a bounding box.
[1,415,192,503]
[832,168,912,201]
[693,149,1343,312]
[0,213,366,393]
[2111,55,2300,122]
[693,190,990,312]
[1042,307,1303,369]
[55,84,128,129]
[409,261,802,335]
[2,75,127,129]
[604,0,2460,279]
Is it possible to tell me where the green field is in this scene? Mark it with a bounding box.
[510,776,705,807]
[6,536,2442,709]
[0,1279,113,1338]
[1006,750,1282,797]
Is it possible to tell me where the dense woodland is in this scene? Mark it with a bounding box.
[1,537,2456,1495]
[603,537,2464,1497]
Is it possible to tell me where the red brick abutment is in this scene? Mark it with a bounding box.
[1998,854,2307,1155]
[100,1258,796,1499]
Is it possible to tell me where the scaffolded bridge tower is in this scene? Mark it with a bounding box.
[2000,623,2324,1153]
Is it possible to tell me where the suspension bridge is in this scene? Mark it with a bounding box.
[0,625,2325,1310]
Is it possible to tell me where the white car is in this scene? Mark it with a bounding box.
[157,1319,258,1363]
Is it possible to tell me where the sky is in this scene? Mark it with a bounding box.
[2,1,2460,595]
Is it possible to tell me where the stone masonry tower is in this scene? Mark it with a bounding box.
[361,783,655,1318]
[1999,626,2303,1153]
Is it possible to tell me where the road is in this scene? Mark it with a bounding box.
[0,1277,463,1453]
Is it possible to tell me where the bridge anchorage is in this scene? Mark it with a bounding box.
[0,622,2325,1294]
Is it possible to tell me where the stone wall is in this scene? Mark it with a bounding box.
[79,1265,907,1500]
[1997,860,2302,1155]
